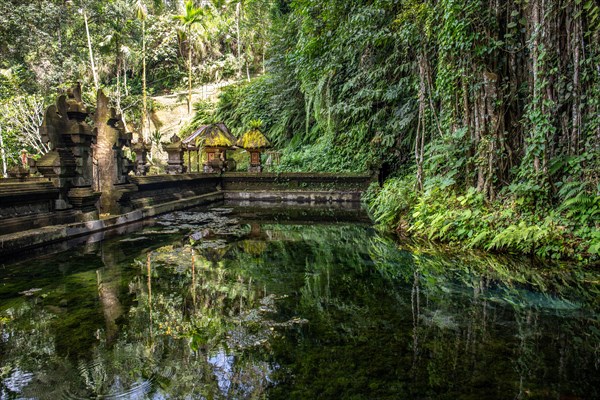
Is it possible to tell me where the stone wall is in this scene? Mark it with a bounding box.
[0,172,373,236]
[0,171,374,257]
[123,173,221,209]
[222,172,373,192]
[0,178,80,235]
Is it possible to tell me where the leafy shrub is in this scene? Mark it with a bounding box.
[368,173,593,261]
[366,175,416,231]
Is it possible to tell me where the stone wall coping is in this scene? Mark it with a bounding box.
[222,172,373,179]
[129,173,221,186]
[0,177,50,184]
[0,181,59,199]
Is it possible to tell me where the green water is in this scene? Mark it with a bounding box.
[0,204,598,399]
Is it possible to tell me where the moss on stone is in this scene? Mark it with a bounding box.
[192,123,236,148]
[237,128,271,150]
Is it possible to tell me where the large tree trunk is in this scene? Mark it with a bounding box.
[0,126,8,178]
[94,90,118,214]
[415,53,428,192]
[483,71,501,200]
[570,1,582,156]
[475,82,485,193]
[530,0,543,175]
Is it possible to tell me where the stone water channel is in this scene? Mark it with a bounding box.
[0,202,598,399]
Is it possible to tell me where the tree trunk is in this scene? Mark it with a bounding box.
[124,58,129,96]
[531,0,541,174]
[141,18,148,140]
[94,90,118,214]
[0,126,8,178]
[83,9,99,92]
[236,2,242,79]
[483,72,501,200]
[475,86,485,193]
[462,75,473,187]
[570,1,582,156]
[116,39,122,113]
[415,53,427,192]
[188,26,193,114]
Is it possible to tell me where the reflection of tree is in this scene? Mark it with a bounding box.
[0,221,599,399]
[97,245,124,344]
[124,242,283,397]
[367,235,600,398]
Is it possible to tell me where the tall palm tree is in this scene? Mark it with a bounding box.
[173,1,205,114]
[135,0,149,140]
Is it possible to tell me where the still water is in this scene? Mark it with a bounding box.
[0,204,598,399]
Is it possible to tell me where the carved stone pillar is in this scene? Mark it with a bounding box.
[162,134,186,175]
[32,84,99,216]
[132,135,151,176]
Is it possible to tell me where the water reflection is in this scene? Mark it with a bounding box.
[0,205,598,399]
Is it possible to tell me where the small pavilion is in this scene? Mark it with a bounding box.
[236,127,271,172]
[183,123,236,173]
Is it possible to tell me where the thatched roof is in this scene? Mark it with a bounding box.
[183,123,236,148]
[237,128,271,150]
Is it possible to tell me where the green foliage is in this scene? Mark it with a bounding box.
[365,175,416,230]
[254,0,599,260]
[215,76,281,138]
[214,0,419,172]
[180,99,216,137]
[368,175,595,261]
[270,130,373,173]
[248,119,263,129]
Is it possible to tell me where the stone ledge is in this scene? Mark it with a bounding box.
[0,181,59,199]
[223,190,362,203]
[130,173,221,187]
[222,172,373,179]
[0,191,223,257]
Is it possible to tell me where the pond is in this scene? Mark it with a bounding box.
[0,203,598,399]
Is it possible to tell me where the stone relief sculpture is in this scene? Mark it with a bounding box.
[33,83,99,216]
[31,84,134,216]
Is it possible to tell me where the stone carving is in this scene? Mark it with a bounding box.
[30,84,135,216]
[33,83,99,214]
[162,134,187,175]
[7,165,29,180]
[132,134,151,176]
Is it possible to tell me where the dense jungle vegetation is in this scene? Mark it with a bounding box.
[0,0,599,261]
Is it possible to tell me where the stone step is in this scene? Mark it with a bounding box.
[0,210,81,235]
